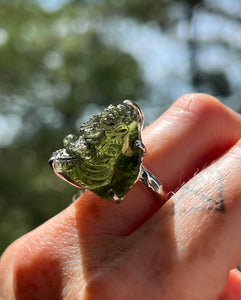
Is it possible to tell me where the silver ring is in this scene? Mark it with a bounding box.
[139,166,164,197]
[49,100,165,203]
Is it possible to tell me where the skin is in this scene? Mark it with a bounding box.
[0,93,241,299]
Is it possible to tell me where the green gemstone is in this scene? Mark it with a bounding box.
[49,100,145,202]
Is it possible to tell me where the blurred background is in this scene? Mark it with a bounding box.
[1,0,241,254]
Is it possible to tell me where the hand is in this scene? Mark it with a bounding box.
[1,94,241,300]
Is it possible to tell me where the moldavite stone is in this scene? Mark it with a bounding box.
[49,100,145,202]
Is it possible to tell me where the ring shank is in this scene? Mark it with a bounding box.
[139,166,166,203]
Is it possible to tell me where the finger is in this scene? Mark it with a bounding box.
[143,93,241,190]
[133,139,241,299]
[1,205,83,300]
[0,237,28,299]
[76,93,241,236]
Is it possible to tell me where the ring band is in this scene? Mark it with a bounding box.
[139,166,166,203]
[139,166,162,194]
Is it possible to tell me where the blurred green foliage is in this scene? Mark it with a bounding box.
[1,0,241,254]
[0,1,144,253]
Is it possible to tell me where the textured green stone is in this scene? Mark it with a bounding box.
[49,100,145,202]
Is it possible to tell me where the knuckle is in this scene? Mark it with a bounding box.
[228,138,241,159]
[171,93,227,123]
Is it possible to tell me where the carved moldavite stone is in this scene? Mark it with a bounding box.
[49,100,145,202]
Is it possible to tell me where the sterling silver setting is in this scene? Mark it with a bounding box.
[49,99,165,203]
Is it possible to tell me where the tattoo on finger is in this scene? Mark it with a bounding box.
[173,169,225,214]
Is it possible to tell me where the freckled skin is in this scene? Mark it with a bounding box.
[49,101,144,202]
